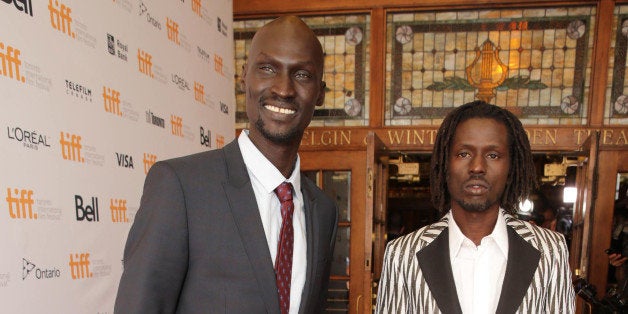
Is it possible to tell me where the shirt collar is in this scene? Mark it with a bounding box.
[238,130,301,198]
[448,209,509,258]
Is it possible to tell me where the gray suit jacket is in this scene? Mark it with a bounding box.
[114,140,338,313]
[376,211,575,314]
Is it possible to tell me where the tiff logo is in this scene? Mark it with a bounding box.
[143,153,157,174]
[68,253,92,279]
[194,82,205,104]
[75,195,99,222]
[59,132,84,162]
[103,86,121,116]
[137,49,153,78]
[3,0,33,16]
[48,0,75,38]
[171,115,183,137]
[110,199,128,223]
[191,0,201,16]
[216,134,225,148]
[213,54,223,76]
[0,42,25,83]
[166,18,179,45]
[6,188,36,219]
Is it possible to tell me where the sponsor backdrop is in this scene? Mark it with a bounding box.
[0,0,234,312]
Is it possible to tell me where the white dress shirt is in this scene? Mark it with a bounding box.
[448,209,509,314]
[238,130,306,314]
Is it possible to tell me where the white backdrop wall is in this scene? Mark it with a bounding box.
[0,0,234,312]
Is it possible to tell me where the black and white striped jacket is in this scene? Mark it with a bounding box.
[376,210,575,314]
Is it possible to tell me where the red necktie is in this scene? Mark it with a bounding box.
[274,182,294,314]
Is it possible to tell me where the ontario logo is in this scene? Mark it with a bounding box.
[0,41,25,83]
[48,0,75,38]
[143,153,157,174]
[6,187,36,220]
[3,0,33,16]
[138,1,161,30]
[7,125,51,150]
[110,198,129,223]
[22,258,61,280]
[65,79,92,102]
[68,253,92,279]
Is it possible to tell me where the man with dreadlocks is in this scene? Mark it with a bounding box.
[376,101,575,313]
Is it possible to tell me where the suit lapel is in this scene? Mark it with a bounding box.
[495,222,541,314]
[417,226,463,314]
[298,180,318,314]
[222,141,280,314]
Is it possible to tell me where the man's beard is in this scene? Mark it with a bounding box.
[452,197,493,213]
[255,118,302,144]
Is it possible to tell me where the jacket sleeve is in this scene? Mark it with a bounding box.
[546,234,575,313]
[376,240,404,313]
[114,161,189,313]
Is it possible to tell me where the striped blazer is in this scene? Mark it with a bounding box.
[376,210,575,314]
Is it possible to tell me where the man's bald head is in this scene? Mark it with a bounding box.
[249,15,324,76]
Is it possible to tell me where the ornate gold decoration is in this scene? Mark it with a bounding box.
[465,39,509,103]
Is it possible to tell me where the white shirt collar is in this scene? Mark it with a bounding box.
[448,209,509,258]
[238,130,301,198]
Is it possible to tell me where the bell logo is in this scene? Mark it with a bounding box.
[194,82,205,104]
[75,195,99,222]
[6,188,36,219]
[110,199,128,223]
[166,18,180,45]
[137,49,153,78]
[213,54,223,76]
[191,0,201,16]
[216,134,225,148]
[171,115,183,137]
[200,127,211,147]
[59,131,84,163]
[3,0,33,16]
[48,0,75,38]
[0,42,25,83]
[143,153,157,174]
[103,86,121,116]
[68,253,92,279]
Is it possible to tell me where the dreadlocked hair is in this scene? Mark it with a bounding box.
[430,100,537,215]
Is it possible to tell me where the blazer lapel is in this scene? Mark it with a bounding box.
[298,180,318,314]
[417,226,463,314]
[495,224,541,314]
[222,141,280,314]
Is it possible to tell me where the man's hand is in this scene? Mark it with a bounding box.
[608,253,628,267]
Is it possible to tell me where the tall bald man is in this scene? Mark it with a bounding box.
[114,16,337,314]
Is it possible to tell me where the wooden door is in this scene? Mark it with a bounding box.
[300,131,387,314]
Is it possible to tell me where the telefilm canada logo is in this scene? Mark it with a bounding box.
[7,125,51,150]
[106,33,128,62]
[22,258,61,280]
[65,78,92,102]
[3,0,33,17]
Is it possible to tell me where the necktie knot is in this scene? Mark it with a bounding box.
[275,182,293,203]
